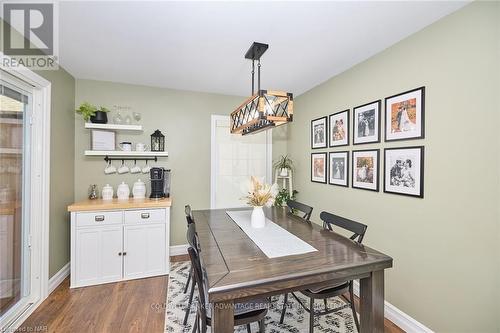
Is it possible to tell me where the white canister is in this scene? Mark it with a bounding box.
[101,184,114,201]
[132,179,146,199]
[117,182,130,200]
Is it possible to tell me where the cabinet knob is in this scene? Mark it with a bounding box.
[118,252,122,256]
[95,215,105,222]
[141,213,150,219]
[123,252,127,256]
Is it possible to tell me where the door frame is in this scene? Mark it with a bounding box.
[0,53,51,330]
[210,115,272,209]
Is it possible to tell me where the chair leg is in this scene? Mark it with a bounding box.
[183,277,196,325]
[259,318,265,333]
[349,282,360,332]
[323,299,328,311]
[246,323,251,333]
[309,298,315,333]
[191,312,198,333]
[279,293,288,324]
[184,268,192,294]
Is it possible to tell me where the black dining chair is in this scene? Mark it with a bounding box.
[188,246,268,333]
[286,199,313,221]
[279,211,367,332]
[183,205,197,325]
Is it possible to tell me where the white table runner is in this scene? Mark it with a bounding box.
[226,210,317,258]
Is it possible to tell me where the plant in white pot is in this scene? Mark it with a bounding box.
[274,155,294,177]
[243,176,278,228]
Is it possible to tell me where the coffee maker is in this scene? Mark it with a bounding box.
[149,168,171,199]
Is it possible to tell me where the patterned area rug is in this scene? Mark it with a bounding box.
[165,261,357,333]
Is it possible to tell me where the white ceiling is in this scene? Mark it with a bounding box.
[59,1,468,97]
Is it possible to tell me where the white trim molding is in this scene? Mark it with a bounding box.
[352,281,434,333]
[170,244,189,256]
[48,263,70,295]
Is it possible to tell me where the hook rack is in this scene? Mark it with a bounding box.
[104,156,158,163]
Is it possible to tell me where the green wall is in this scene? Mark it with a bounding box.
[74,79,242,246]
[287,2,500,332]
[35,69,75,278]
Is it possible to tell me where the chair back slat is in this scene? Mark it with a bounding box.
[186,223,199,251]
[287,200,313,221]
[185,204,195,225]
[319,211,367,243]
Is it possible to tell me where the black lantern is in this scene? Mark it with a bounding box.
[151,130,165,152]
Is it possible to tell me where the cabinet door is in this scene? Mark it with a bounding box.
[123,223,166,279]
[75,226,123,287]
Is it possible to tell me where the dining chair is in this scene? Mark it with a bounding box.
[279,211,367,332]
[183,205,197,325]
[286,199,313,221]
[188,245,268,333]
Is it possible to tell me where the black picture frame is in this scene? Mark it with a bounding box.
[352,100,381,145]
[383,146,424,198]
[384,86,425,142]
[311,152,327,184]
[329,151,349,187]
[311,116,328,149]
[351,149,379,192]
[329,109,350,147]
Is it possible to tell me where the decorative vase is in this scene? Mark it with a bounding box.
[279,168,289,177]
[90,111,108,124]
[251,206,266,228]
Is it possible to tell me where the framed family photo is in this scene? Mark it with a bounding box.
[329,110,349,147]
[352,149,379,191]
[329,151,349,187]
[385,87,425,141]
[384,146,424,198]
[311,116,327,149]
[311,152,327,183]
[353,100,381,145]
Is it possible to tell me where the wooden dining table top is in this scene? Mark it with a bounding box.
[193,207,393,303]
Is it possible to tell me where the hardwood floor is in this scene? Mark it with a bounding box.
[19,257,404,333]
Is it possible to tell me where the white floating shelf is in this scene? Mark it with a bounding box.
[0,148,22,155]
[84,123,143,131]
[84,150,168,157]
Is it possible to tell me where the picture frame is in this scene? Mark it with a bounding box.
[352,149,379,191]
[311,116,327,149]
[311,152,327,183]
[384,146,424,198]
[329,109,349,147]
[385,87,425,141]
[329,151,349,187]
[353,100,381,145]
[91,129,115,151]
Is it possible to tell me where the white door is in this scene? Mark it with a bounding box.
[123,224,166,279]
[75,226,123,286]
[211,115,272,209]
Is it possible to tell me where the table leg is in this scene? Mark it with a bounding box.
[212,300,234,333]
[359,270,384,333]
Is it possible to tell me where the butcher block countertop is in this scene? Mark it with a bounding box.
[68,198,172,212]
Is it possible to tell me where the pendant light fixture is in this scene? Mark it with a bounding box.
[230,42,293,135]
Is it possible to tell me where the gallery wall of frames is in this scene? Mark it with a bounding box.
[310,86,425,198]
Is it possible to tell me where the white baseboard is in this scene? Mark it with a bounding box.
[352,281,433,333]
[170,244,189,256]
[48,262,70,294]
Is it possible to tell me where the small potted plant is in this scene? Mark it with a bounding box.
[76,102,110,124]
[274,155,294,177]
[274,189,298,208]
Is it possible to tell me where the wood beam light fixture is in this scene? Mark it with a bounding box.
[230,42,293,135]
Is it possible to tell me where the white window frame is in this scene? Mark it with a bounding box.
[210,114,272,209]
[0,53,51,330]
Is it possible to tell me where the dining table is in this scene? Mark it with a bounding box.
[193,207,393,333]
